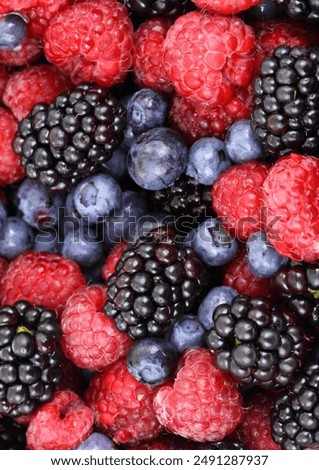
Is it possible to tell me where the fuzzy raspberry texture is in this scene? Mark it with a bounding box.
[3,64,69,121]
[0,37,42,67]
[236,393,280,450]
[101,241,128,283]
[61,285,132,370]
[262,153,319,262]
[163,11,256,107]
[0,108,24,186]
[223,249,270,297]
[26,390,94,450]
[169,85,253,143]
[212,161,270,241]
[0,251,86,315]
[133,18,173,94]
[191,0,261,15]
[85,358,163,445]
[0,257,9,283]
[44,0,133,88]
[0,66,8,100]
[153,348,243,442]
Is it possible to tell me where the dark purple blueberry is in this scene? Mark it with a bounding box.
[246,231,288,278]
[62,227,103,267]
[225,120,264,164]
[0,217,34,260]
[0,13,27,51]
[75,432,116,450]
[102,147,127,180]
[198,286,238,330]
[126,88,168,135]
[168,314,206,352]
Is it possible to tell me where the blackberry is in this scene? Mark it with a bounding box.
[104,226,209,339]
[118,0,193,18]
[200,440,245,450]
[0,417,26,449]
[251,45,319,158]
[206,294,305,388]
[270,359,319,449]
[13,83,126,192]
[0,301,63,418]
[274,0,319,23]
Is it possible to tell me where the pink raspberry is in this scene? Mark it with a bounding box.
[191,0,261,14]
[26,390,94,450]
[44,0,133,88]
[101,241,128,283]
[85,358,163,445]
[61,285,132,370]
[0,66,8,100]
[153,348,243,442]
[163,11,256,107]
[0,257,9,283]
[3,64,69,121]
[0,107,24,186]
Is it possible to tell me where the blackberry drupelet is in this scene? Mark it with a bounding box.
[251,45,319,158]
[0,417,26,449]
[200,440,245,450]
[270,359,319,449]
[104,226,209,339]
[0,301,63,418]
[273,0,319,23]
[13,83,126,192]
[206,294,305,388]
[118,0,193,18]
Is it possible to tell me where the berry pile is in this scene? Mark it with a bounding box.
[0,0,319,451]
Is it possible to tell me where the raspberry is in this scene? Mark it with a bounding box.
[132,18,173,94]
[0,107,24,186]
[26,390,94,450]
[223,249,271,297]
[163,11,256,107]
[262,153,319,262]
[153,348,243,442]
[101,241,128,283]
[61,285,132,370]
[191,0,261,15]
[0,251,86,316]
[0,257,9,283]
[212,161,270,241]
[0,37,42,67]
[236,393,280,450]
[3,64,70,121]
[44,0,133,88]
[0,66,8,100]
[85,358,163,445]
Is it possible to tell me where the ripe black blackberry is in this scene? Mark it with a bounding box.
[104,226,209,339]
[251,45,319,158]
[206,295,305,388]
[0,418,26,450]
[274,0,319,23]
[0,301,63,418]
[270,359,319,449]
[199,440,245,450]
[118,0,193,18]
[13,83,126,192]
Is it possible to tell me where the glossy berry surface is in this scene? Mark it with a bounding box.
[246,231,288,278]
[168,314,206,352]
[224,120,264,164]
[126,88,168,135]
[0,13,27,51]
[198,286,238,330]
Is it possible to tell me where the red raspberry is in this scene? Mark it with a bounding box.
[133,18,173,95]
[191,0,261,15]
[0,66,8,100]
[236,393,280,450]
[85,358,163,445]
[163,11,256,107]
[44,0,133,88]
[262,153,319,262]
[0,107,24,186]
[26,390,94,450]
[132,434,193,450]
[0,257,9,283]
[101,241,128,283]
[169,85,253,143]
[3,64,69,121]
[212,161,270,242]
[223,249,270,297]
[153,348,243,442]
[0,37,42,67]
[61,285,132,370]
[0,251,86,316]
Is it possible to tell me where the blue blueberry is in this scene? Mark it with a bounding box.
[245,0,279,20]
[122,125,137,150]
[62,226,103,267]
[128,127,188,190]
[0,201,7,233]
[186,137,231,185]
[75,433,116,450]
[74,173,122,224]
[0,13,27,51]
[198,286,238,330]
[225,120,264,164]
[127,88,168,135]
[127,212,175,243]
[168,315,206,353]
[33,229,61,253]
[192,217,238,266]
[102,147,127,180]
[127,337,177,386]
[246,231,288,278]
[17,179,64,229]
[180,228,196,247]
[0,217,34,260]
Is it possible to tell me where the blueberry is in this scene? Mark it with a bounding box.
[0,13,27,51]
[0,201,7,233]
[75,433,116,450]
[102,147,127,180]
[192,218,238,266]
[186,137,231,185]
[127,212,175,243]
[122,125,137,150]
[127,88,168,135]
[0,217,34,260]
[225,120,264,164]
[198,286,238,330]
[128,127,188,190]
[17,179,64,229]
[168,315,206,353]
[246,231,288,278]
[62,226,103,267]
[127,337,177,386]
[74,173,122,224]
[244,0,279,20]
[34,229,61,253]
